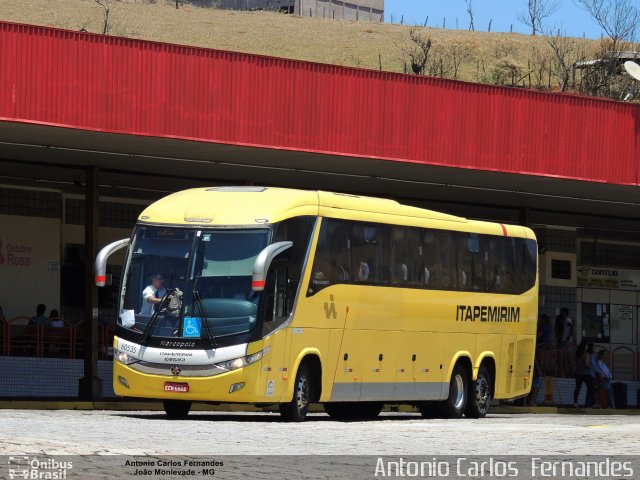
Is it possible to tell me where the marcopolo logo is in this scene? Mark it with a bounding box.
[0,238,32,267]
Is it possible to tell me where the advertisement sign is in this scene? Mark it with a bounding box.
[576,266,640,291]
[0,214,61,319]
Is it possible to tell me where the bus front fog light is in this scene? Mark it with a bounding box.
[229,382,245,393]
[118,376,130,389]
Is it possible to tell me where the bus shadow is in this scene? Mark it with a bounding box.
[113,412,424,423]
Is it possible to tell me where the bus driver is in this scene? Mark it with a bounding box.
[140,273,166,316]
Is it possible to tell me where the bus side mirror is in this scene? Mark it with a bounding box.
[95,238,130,286]
[252,241,293,292]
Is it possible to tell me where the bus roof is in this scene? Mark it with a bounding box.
[138,186,534,239]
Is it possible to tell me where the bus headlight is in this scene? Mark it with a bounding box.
[114,348,140,365]
[215,347,269,372]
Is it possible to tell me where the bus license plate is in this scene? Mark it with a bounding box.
[164,382,189,393]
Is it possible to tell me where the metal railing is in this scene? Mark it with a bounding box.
[1,316,113,360]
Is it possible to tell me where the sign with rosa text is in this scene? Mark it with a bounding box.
[0,214,60,319]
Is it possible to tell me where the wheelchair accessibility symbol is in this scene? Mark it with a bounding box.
[183,317,202,338]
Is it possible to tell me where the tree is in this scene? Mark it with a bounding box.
[518,0,560,35]
[542,31,587,91]
[95,0,110,35]
[576,0,639,45]
[576,0,640,98]
[465,0,475,31]
[402,29,433,75]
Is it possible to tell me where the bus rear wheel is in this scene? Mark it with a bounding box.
[280,364,313,422]
[441,363,468,419]
[324,402,383,420]
[465,364,492,418]
[163,400,192,418]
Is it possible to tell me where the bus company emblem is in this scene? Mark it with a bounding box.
[324,295,337,320]
[171,366,181,375]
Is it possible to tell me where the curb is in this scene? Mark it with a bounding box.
[0,401,638,415]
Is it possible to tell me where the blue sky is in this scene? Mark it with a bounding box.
[384,1,605,39]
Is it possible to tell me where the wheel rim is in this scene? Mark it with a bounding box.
[453,373,465,410]
[475,375,490,413]
[296,376,309,411]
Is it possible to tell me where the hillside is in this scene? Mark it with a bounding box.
[0,0,604,92]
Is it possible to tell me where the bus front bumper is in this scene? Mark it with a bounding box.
[113,360,262,403]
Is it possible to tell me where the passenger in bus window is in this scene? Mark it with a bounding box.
[391,262,408,285]
[423,266,430,286]
[356,261,369,282]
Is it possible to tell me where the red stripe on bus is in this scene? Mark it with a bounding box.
[500,224,508,236]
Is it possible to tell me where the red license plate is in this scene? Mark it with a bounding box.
[164,382,189,393]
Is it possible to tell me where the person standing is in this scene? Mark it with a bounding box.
[594,349,615,409]
[574,341,596,408]
[140,274,166,316]
[555,307,574,348]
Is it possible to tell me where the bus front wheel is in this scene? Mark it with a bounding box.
[465,364,492,418]
[442,363,468,419]
[279,364,312,422]
[163,400,192,418]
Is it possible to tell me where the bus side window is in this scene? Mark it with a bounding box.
[351,223,389,284]
[308,219,351,295]
[273,216,315,304]
[262,262,289,335]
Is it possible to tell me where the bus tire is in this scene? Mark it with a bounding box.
[279,364,312,422]
[465,364,492,418]
[442,363,468,419]
[163,400,192,418]
[324,402,382,420]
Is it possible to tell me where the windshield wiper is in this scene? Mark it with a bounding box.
[192,276,218,349]
[140,289,173,345]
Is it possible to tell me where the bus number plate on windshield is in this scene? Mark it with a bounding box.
[164,382,189,393]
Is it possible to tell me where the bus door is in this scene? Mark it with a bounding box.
[259,260,293,403]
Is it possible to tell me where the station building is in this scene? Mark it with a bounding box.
[0,21,639,401]
[217,0,384,21]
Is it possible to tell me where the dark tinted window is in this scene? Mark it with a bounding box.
[308,218,536,296]
[272,216,315,313]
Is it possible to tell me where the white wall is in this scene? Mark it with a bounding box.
[0,214,61,319]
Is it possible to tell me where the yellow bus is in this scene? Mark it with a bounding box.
[96,186,538,421]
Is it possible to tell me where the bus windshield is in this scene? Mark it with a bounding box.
[119,225,270,346]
